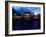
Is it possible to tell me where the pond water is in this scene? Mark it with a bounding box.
[12,19,40,30]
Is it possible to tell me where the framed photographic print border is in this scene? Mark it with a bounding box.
[5,1,45,36]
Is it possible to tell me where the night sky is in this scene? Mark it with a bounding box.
[12,6,40,15]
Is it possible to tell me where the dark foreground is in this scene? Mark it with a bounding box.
[12,19,40,30]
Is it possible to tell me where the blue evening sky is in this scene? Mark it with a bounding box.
[12,6,40,15]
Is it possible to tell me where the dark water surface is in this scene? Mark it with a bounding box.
[12,20,40,30]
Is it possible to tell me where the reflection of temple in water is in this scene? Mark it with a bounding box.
[12,12,40,26]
